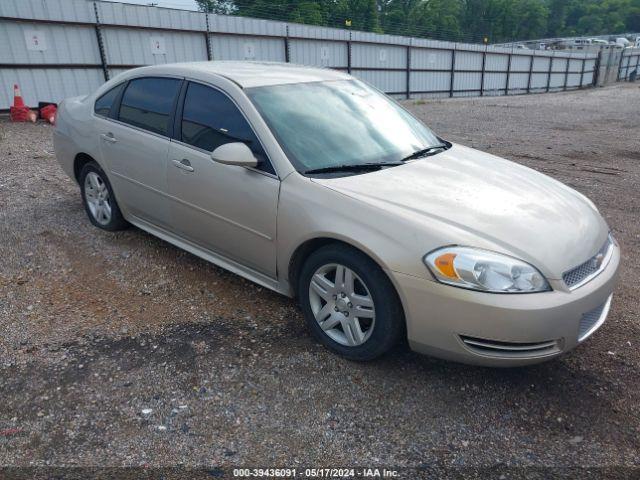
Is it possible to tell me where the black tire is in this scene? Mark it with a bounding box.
[298,243,405,361]
[79,161,128,231]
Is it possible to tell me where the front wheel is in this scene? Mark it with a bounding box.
[298,244,405,361]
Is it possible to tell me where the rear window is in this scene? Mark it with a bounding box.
[94,83,124,117]
[118,77,181,136]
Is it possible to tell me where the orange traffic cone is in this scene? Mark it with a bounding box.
[10,83,31,122]
[13,84,25,108]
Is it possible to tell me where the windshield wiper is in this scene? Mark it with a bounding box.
[304,162,403,175]
[400,143,450,162]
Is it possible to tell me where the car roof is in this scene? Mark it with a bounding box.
[123,61,351,88]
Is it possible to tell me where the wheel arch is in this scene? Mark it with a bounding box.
[287,236,405,311]
[73,152,98,183]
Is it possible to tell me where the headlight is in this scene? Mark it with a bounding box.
[424,247,550,293]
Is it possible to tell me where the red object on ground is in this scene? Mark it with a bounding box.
[40,104,57,124]
[10,84,31,122]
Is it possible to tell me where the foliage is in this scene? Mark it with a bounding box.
[194,0,235,14]
[195,0,640,43]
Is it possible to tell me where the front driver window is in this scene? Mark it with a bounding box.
[180,82,275,175]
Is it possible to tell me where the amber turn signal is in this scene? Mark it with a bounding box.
[434,253,459,279]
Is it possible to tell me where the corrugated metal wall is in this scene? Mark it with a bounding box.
[595,47,625,86]
[289,39,348,69]
[618,47,640,80]
[96,0,206,30]
[0,0,103,107]
[0,20,99,64]
[102,28,207,66]
[0,0,95,23]
[0,0,602,109]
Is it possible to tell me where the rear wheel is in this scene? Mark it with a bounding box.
[298,244,404,361]
[79,162,128,231]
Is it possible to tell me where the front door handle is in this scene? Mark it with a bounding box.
[100,132,117,143]
[172,158,194,172]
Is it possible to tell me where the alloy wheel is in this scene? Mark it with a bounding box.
[308,263,376,347]
[84,171,112,225]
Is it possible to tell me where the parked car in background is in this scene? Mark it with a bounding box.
[615,37,631,47]
[53,62,620,366]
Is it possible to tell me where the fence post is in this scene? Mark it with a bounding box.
[526,53,534,94]
[93,1,108,82]
[563,55,570,90]
[284,25,290,63]
[504,52,512,96]
[347,34,352,74]
[546,52,553,92]
[204,13,212,61]
[449,46,456,98]
[593,51,602,86]
[617,49,624,81]
[480,47,486,96]
[616,53,624,82]
[580,58,585,88]
[608,48,616,83]
[405,42,411,100]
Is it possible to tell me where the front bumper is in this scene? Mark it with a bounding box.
[392,244,620,367]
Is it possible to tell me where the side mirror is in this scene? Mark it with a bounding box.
[211,142,258,168]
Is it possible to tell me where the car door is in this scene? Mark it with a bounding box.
[167,80,280,277]
[96,76,182,229]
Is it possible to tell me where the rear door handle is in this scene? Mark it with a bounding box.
[172,158,194,172]
[100,132,117,143]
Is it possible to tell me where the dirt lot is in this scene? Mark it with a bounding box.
[0,84,639,477]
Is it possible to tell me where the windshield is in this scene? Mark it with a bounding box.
[247,80,442,173]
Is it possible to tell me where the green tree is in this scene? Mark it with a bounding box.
[416,0,463,40]
[545,0,569,37]
[629,0,640,31]
[513,0,548,40]
[196,0,640,43]
[340,0,382,32]
[378,0,417,35]
[194,0,235,14]
[290,1,326,25]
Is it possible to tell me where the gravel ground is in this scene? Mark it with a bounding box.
[0,84,639,478]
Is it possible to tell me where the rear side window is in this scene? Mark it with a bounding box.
[118,77,181,136]
[181,82,274,174]
[94,83,124,117]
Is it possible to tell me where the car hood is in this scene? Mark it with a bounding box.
[311,144,609,278]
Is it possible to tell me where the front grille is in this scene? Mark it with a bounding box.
[460,335,561,358]
[578,295,612,342]
[563,236,613,290]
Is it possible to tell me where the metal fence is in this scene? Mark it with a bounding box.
[591,47,623,87]
[0,0,600,110]
[618,47,640,81]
